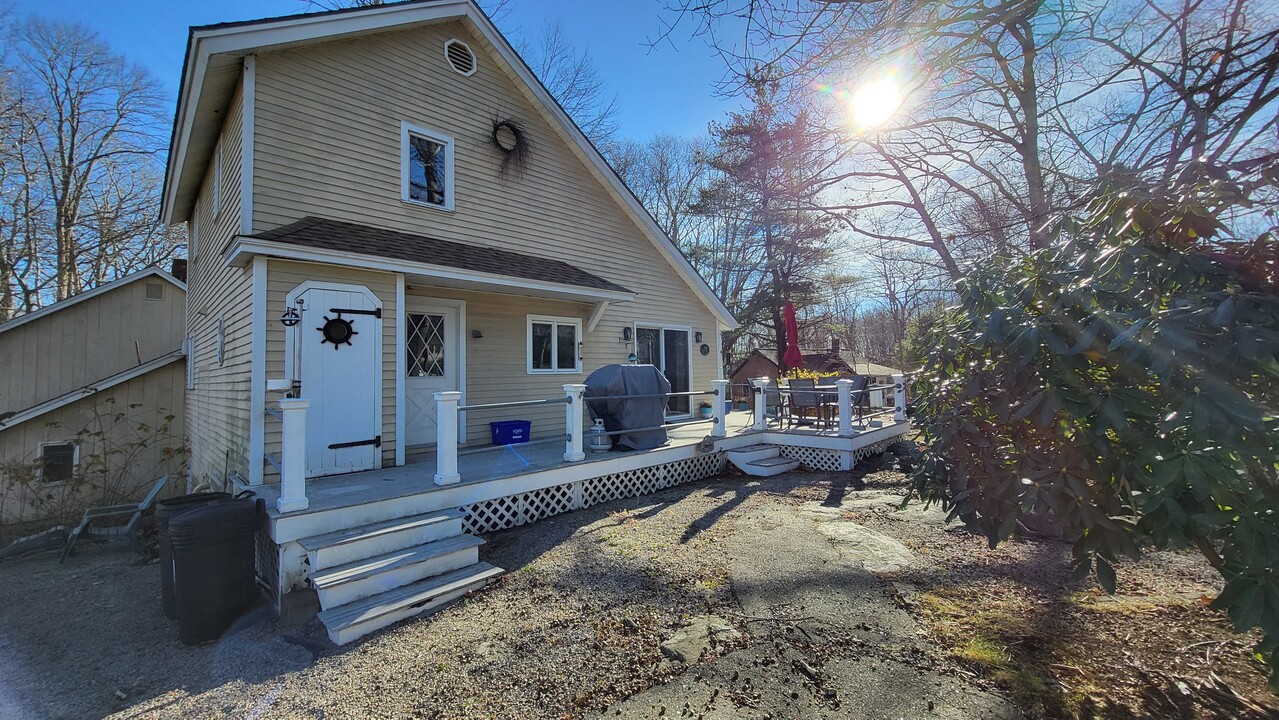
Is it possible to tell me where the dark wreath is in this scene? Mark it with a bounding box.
[491,117,531,177]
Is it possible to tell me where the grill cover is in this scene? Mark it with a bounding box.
[584,364,670,450]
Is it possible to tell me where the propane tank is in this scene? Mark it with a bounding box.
[587,419,612,453]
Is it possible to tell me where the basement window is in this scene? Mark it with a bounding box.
[39,442,77,485]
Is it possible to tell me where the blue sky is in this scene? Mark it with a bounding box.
[7,0,740,142]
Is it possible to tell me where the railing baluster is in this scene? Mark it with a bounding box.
[276,398,310,513]
[433,391,462,485]
[563,384,586,462]
[893,374,907,423]
[836,378,854,437]
[752,377,768,431]
[711,379,729,438]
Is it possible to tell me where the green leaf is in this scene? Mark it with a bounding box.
[1096,556,1117,594]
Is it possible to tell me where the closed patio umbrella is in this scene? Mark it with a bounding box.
[782,301,804,370]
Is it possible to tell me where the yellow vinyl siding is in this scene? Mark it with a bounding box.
[263,260,399,477]
[0,362,185,526]
[249,21,719,335]
[0,279,184,416]
[247,20,722,462]
[185,81,254,489]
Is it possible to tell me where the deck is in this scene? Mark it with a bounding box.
[253,409,910,537]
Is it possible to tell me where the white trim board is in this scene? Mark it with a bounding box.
[0,268,187,336]
[160,0,736,330]
[0,351,186,432]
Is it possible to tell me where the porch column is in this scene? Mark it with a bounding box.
[752,377,768,431]
[836,379,855,437]
[433,391,462,485]
[276,398,310,513]
[563,384,587,462]
[711,379,729,438]
[893,374,907,423]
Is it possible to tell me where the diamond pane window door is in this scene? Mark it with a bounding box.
[407,313,446,377]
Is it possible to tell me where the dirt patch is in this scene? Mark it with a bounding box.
[833,464,1277,719]
[0,463,1268,719]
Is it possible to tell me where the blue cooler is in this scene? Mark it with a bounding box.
[490,420,531,445]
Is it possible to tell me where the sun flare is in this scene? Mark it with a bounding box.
[850,79,902,129]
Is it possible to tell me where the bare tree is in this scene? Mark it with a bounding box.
[13,18,169,303]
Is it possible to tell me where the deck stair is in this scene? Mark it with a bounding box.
[725,444,800,477]
[298,507,502,645]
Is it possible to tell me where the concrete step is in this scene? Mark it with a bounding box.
[318,562,504,645]
[298,508,466,571]
[725,444,780,464]
[740,455,801,477]
[311,534,484,609]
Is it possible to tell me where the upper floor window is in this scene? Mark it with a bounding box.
[401,121,454,211]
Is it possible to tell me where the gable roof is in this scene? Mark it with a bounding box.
[0,350,185,432]
[0,268,187,336]
[248,216,633,295]
[161,0,737,329]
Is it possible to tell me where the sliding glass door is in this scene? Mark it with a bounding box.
[636,325,691,417]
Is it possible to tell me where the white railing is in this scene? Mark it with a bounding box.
[749,374,907,436]
[432,383,732,486]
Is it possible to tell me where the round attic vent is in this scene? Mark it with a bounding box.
[444,39,477,76]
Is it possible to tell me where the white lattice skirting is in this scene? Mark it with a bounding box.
[777,435,906,472]
[462,452,727,534]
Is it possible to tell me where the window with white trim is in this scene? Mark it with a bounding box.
[39,442,77,485]
[527,315,582,374]
[401,121,454,210]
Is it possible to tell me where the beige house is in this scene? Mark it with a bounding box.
[162,1,909,643]
[0,268,187,531]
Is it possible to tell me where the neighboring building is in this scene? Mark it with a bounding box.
[728,340,903,405]
[0,268,187,530]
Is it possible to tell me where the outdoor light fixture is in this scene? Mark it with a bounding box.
[621,326,632,342]
[472,329,483,338]
[694,331,703,342]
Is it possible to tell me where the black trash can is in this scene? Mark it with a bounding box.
[156,492,231,620]
[170,497,263,645]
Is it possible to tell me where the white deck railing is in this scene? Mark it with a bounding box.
[749,374,907,435]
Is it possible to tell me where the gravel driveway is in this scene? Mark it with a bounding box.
[0,469,1019,719]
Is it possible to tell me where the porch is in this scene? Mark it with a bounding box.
[256,376,911,544]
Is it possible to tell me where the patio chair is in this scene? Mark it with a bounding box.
[60,474,171,563]
[751,379,786,427]
[848,375,871,423]
[787,378,831,430]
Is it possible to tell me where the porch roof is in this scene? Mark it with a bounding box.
[225,216,636,303]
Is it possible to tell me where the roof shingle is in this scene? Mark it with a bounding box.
[250,216,633,295]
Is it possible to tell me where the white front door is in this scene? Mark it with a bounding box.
[287,283,383,478]
[404,300,462,448]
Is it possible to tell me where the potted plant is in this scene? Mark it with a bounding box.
[698,401,714,419]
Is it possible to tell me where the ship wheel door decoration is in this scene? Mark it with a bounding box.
[317,306,381,350]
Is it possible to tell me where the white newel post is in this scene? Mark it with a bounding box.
[752,378,768,431]
[711,379,729,438]
[276,398,310,513]
[433,391,462,485]
[893,374,907,422]
[563,384,586,462]
[836,378,855,437]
